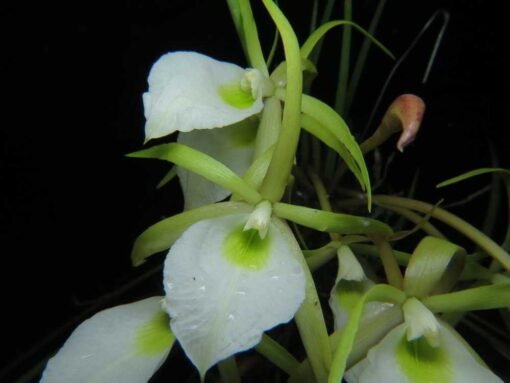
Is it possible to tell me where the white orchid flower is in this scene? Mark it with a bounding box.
[164,209,305,378]
[40,206,306,382]
[40,297,175,383]
[143,51,274,209]
[344,319,503,383]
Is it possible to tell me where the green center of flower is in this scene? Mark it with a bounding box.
[218,83,256,109]
[135,310,174,356]
[396,335,452,383]
[223,225,271,270]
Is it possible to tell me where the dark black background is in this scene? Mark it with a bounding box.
[1,0,508,381]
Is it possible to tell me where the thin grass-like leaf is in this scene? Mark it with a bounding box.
[436,167,510,188]
[127,143,261,205]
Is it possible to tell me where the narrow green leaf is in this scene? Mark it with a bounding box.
[436,167,510,188]
[423,284,510,313]
[301,113,364,189]
[127,143,261,205]
[276,90,372,209]
[260,0,302,203]
[131,202,252,266]
[346,0,387,114]
[238,0,268,76]
[404,236,466,298]
[273,202,392,236]
[301,20,394,60]
[226,0,244,46]
[156,166,177,189]
[334,0,352,115]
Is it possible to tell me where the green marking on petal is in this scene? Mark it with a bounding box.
[223,225,271,269]
[135,310,174,356]
[396,335,452,383]
[219,83,256,109]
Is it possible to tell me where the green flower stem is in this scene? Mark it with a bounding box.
[218,357,241,383]
[422,284,510,313]
[350,243,411,265]
[382,204,446,239]
[237,0,268,76]
[373,195,510,271]
[260,0,303,203]
[334,0,352,116]
[288,305,404,383]
[375,239,403,289]
[274,218,331,383]
[254,97,282,160]
[304,241,342,271]
[255,334,300,375]
[308,169,334,213]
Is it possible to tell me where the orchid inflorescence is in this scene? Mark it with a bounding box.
[40,1,510,382]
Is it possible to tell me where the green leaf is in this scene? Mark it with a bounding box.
[156,166,177,189]
[260,0,303,203]
[437,167,510,188]
[274,202,392,236]
[131,202,252,266]
[301,20,394,60]
[300,113,364,188]
[276,90,372,209]
[127,143,261,205]
[404,236,466,298]
[237,0,268,76]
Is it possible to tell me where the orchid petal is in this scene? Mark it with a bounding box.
[163,214,305,378]
[345,321,503,383]
[143,51,264,141]
[40,297,174,383]
[177,119,256,209]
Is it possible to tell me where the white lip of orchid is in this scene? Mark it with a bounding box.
[240,68,275,99]
[402,297,440,348]
[243,200,273,239]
